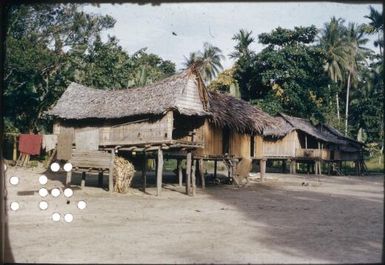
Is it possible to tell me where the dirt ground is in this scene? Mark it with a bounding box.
[4,165,383,264]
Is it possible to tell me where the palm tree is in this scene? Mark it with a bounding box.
[182,52,202,69]
[229,29,255,59]
[343,23,371,135]
[183,42,224,84]
[319,17,351,125]
[364,6,383,56]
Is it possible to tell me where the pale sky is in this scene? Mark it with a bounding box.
[83,2,383,70]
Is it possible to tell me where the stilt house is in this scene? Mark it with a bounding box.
[262,113,365,174]
[47,69,277,194]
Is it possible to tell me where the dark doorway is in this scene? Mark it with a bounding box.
[250,136,255,157]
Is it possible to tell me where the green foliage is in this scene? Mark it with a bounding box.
[207,67,241,97]
[5,4,175,134]
[259,26,318,46]
[233,26,331,121]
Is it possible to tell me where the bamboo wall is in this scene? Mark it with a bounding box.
[262,131,300,158]
[195,121,254,158]
[195,121,223,156]
[229,132,251,158]
[54,111,174,147]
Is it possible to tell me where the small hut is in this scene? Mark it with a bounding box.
[47,69,276,194]
[262,113,365,175]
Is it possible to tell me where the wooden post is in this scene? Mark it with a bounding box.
[81,172,86,189]
[142,153,147,192]
[199,158,205,189]
[282,160,286,173]
[214,160,217,179]
[177,159,183,187]
[13,135,17,161]
[260,159,266,182]
[191,159,196,196]
[186,152,192,195]
[98,170,103,187]
[305,135,308,149]
[66,170,72,186]
[156,147,163,196]
[291,160,297,174]
[109,150,115,193]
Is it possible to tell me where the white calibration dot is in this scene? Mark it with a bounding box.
[39,201,48,210]
[39,175,48,185]
[64,213,73,223]
[52,212,61,222]
[77,200,87,210]
[10,202,20,211]
[63,162,72,172]
[51,188,61,198]
[50,162,60,172]
[39,188,49,197]
[63,188,73,198]
[9,176,19,185]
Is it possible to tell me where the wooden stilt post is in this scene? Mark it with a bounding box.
[177,159,183,187]
[186,152,192,195]
[156,147,163,196]
[98,170,103,187]
[192,159,196,196]
[282,160,286,173]
[290,160,297,174]
[66,170,72,187]
[260,159,266,182]
[199,158,205,189]
[109,150,115,193]
[142,152,147,192]
[213,160,218,180]
[81,172,86,189]
[13,135,17,161]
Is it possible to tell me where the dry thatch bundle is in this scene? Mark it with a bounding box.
[113,156,135,193]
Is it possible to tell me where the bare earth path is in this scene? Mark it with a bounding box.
[4,166,383,264]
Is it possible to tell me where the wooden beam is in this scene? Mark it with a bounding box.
[142,152,147,192]
[156,147,163,196]
[66,170,72,187]
[260,159,266,182]
[81,172,86,189]
[305,135,308,149]
[214,160,217,179]
[109,150,115,193]
[177,159,183,187]
[192,159,196,196]
[98,170,103,187]
[186,152,192,195]
[199,158,205,189]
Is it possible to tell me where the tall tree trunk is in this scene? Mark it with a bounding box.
[344,72,351,136]
[336,93,340,124]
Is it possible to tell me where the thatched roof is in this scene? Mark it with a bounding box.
[47,70,277,134]
[278,113,345,144]
[207,91,277,134]
[47,70,208,120]
[317,124,364,148]
[263,116,294,137]
[264,113,363,152]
